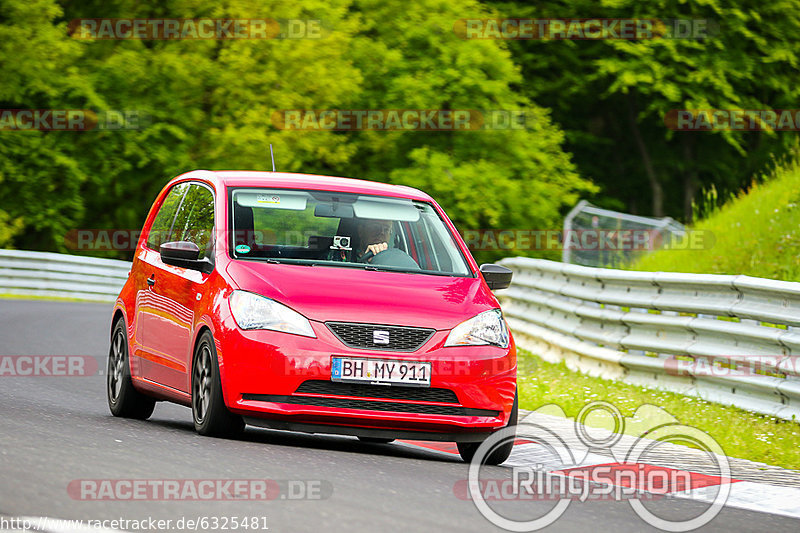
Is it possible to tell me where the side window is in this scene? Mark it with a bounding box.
[172,184,215,260]
[145,183,190,250]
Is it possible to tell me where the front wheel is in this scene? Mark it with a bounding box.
[107,319,156,420]
[458,391,518,465]
[192,331,244,437]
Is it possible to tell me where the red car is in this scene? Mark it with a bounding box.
[107,170,517,464]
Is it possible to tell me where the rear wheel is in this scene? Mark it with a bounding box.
[192,331,244,437]
[107,319,156,420]
[458,391,518,465]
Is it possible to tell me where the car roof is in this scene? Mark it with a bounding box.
[172,170,434,202]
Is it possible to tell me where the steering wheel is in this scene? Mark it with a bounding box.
[361,248,420,269]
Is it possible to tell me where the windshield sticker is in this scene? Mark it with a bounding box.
[257,194,281,204]
[235,244,251,254]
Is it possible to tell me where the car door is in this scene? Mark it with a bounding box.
[133,182,190,383]
[138,182,215,392]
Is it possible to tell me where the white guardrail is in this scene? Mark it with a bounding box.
[498,257,800,420]
[0,250,130,303]
[2,250,800,420]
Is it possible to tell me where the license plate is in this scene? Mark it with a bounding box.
[331,357,431,387]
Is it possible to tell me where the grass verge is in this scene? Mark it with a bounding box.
[517,349,800,470]
[630,150,800,281]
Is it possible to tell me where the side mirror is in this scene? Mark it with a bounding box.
[479,264,512,290]
[160,241,213,274]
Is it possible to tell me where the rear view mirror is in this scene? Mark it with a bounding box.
[314,203,354,218]
[479,264,513,290]
[160,241,213,274]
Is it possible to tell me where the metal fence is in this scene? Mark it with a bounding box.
[3,249,800,420]
[563,200,686,267]
[498,256,800,420]
[0,250,130,303]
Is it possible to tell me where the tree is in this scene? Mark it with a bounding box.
[1,0,593,264]
[0,0,89,249]
[488,0,800,220]
[345,0,595,261]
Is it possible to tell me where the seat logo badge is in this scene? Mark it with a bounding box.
[373,330,390,345]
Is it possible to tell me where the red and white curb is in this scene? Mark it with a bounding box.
[396,439,800,520]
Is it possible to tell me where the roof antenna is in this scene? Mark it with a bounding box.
[269,144,276,172]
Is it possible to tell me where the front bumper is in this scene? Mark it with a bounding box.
[216,317,516,442]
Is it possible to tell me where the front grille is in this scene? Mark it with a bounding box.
[296,380,459,404]
[241,394,498,417]
[326,322,435,352]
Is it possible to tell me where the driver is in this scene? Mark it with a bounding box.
[355,218,393,262]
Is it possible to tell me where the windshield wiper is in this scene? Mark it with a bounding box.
[245,257,314,266]
[249,258,463,276]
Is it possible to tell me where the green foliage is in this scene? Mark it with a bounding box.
[0,0,591,261]
[631,147,800,280]
[345,0,595,262]
[489,0,800,220]
[0,0,90,250]
[2,0,798,267]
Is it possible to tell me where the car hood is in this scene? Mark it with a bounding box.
[225,260,498,330]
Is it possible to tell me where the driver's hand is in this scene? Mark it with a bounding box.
[364,242,388,261]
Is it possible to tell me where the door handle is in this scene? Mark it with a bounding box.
[146,275,155,287]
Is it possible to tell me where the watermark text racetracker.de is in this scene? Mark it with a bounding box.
[68,478,332,501]
[63,228,713,252]
[64,229,364,251]
[665,109,800,131]
[460,228,713,252]
[666,354,800,378]
[68,18,324,40]
[454,18,717,40]
[271,109,529,130]
[0,109,145,131]
[0,355,98,377]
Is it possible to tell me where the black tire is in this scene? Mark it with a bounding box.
[357,436,395,444]
[107,319,156,420]
[458,391,518,465]
[192,331,244,437]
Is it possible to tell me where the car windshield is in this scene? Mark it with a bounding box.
[229,188,472,276]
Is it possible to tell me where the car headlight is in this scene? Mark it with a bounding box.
[229,290,316,338]
[444,309,509,348]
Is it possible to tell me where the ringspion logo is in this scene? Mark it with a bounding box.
[465,402,732,531]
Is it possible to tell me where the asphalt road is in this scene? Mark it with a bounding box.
[0,299,798,532]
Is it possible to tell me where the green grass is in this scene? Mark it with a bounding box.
[629,152,800,281]
[517,349,800,470]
